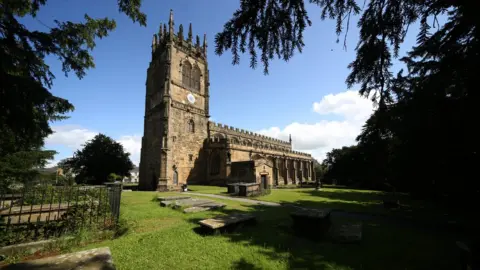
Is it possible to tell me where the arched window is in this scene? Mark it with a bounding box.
[182,61,192,88]
[192,65,201,91]
[187,119,195,133]
[210,153,220,175]
[173,170,178,185]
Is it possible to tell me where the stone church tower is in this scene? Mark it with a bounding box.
[139,10,210,191]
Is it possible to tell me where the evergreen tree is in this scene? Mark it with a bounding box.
[0,0,146,185]
[217,1,479,201]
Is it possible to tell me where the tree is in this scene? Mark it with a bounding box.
[219,1,479,203]
[216,0,474,101]
[314,163,327,180]
[0,0,146,184]
[58,134,134,185]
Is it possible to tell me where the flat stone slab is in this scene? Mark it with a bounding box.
[199,213,255,230]
[184,206,210,213]
[291,208,332,219]
[3,247,115,270]
[160,201,174,207]
[183,203,226,213]
[172,198,214,208]
[157,196,191,202]
[331,222,363,243]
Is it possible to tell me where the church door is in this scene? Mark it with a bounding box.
[173,170,178,185]
[261,175,268,190]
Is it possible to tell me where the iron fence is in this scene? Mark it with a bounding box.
[0,183,122,247]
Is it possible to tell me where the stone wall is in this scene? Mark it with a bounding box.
[230,161,255,184]
[209,122,292,151]
[139,47,168,191]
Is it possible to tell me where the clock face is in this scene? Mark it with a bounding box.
[187,93,196,104]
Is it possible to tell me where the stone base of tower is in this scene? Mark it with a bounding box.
[156,178,183,192]
[156,178,169,192]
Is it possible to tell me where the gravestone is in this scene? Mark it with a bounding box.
[172,198,214,209]
[3,247,114,270]
[291,208,332,240]
[157,196,191,202]
[159,197,226,212]
[199,213,256,230]
[183,204,225,213]
[160,201,174,207]
[330,222,363,243]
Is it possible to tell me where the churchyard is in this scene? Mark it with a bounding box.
[2,185,470,269]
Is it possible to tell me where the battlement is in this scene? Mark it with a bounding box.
[209,121,289,145]
[208,121,312,158]
[151,9,207,60]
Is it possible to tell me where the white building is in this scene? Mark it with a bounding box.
[123,166,139,183]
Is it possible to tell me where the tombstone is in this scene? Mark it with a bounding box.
[291,208,332,240]
[330,222,363,243]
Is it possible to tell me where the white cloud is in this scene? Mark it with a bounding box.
[45,160,59,168]
[45,125,96,149]
[45,126,142,166]
[117,135,142,165]
[258,90,375,162]
[313,90,374,121]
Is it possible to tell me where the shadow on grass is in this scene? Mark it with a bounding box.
[186,199,465,270]
[280,189,473,229]
[231,258,262,270]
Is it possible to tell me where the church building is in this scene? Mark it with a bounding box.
[139,10,315,191]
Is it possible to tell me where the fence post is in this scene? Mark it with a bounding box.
[105,182,122,223]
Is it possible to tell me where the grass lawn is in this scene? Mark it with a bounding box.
[186,185,228,195]
[188,185,470,226]
[72,190,462,270]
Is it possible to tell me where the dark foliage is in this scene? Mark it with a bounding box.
[0,0,145,185]
[218,1,479,203]
[59,134,134,185]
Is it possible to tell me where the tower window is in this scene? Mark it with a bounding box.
[187,119,195,133]
[189,154,193,162]
[182,61,192,88]
[192,65,201,91]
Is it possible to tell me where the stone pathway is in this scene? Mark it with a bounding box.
[183,192,280,206]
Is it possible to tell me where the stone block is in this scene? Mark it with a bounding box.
[3,247,115,270]
[183,206,209,213]
[183,204,225,213]
[330,222,363,243]
[157,196,191,202]
[170,198,215,209]
[291,208,332,240]
[160,201,173,207]
[199,213,256,230]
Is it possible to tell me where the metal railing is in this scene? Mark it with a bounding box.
[0,183,122,247]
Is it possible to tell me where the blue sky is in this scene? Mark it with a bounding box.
[26,0,419,166]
